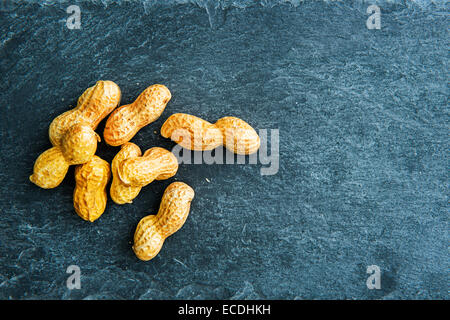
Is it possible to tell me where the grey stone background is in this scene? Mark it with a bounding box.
[0,0,448,299]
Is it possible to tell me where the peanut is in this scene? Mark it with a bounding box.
[49,80,121,147]
[73,156,110,222]
[117,147,179,187]
[110,142,143,204]
[60,123,100,165]
[29,147,70,189]
[215,116,261,155]
[110,146,178,203]
[103,84,171,146]
[133,182,195,261]
[160,113,223,151]
[29,123,100,189]
[160,113,260,155]
[30,81,120,189]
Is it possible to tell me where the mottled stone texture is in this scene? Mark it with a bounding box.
[0,0,448,299]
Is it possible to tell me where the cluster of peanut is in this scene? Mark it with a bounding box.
[30,80,260,261]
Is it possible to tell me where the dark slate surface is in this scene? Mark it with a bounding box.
[0,0,448,299]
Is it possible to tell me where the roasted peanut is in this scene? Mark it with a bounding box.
[31,81,120,189]
[110,143,143,204]
[103,84,171,146]
[160,113,223,151]
[160,113,260,155]
[29,123,100,189]
[117,147,178,187]
[49,80,121,147]
[73,156,110,222]
[110,146,178,203]
[60,124,100,165]
[215,116,261,155]
[133,182,195,261]
[29,147,70,189]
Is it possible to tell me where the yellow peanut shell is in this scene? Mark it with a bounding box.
[31,81,119,189]
[30,123,99,189]
[73,156,110,222]
[160,113,223,151]
[60,124,100,165]
[160,113,260,155]
[110,143,143,204]
[103,84,171,146]
[117,147,178,187]
[133,182,195,261]
[49,80,121,147]
[215,117,260,155]
[29,147,70,189]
